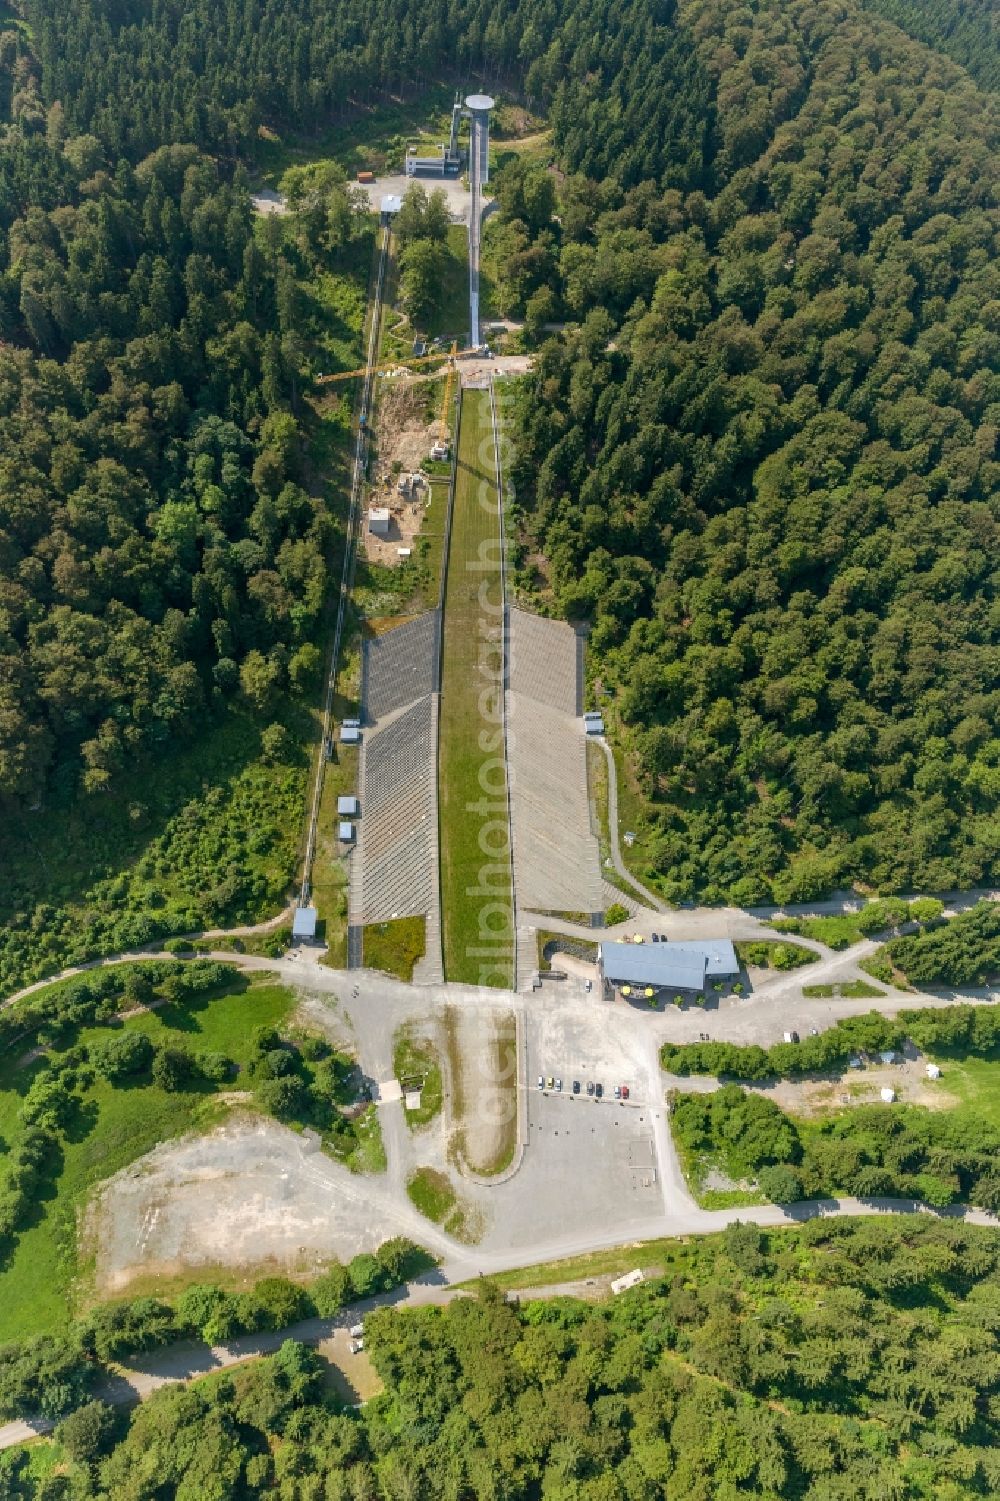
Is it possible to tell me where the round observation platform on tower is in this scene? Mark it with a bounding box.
[465,94,495,111]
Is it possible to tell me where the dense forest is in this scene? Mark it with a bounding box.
[505,0,1000,903]
[3,1218,1000,1496]
[858,0,999,94]
[20,0,714,183]
[0,121,360,803]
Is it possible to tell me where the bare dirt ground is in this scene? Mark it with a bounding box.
[364,379,445,566]
[444,1004,518,1178]
[85,1115,410,1296]
[316,1328,383,1405]
[757,1057,956,1116]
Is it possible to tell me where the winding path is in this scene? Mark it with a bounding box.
[594,738,668,913]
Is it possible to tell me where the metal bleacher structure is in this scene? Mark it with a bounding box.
[507,608,603,945]
[348,611,444,981]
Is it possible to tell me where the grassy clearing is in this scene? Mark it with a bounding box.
[406,1167,478,1242]
[772,914,865,949]
[803,979,885,999]
[392,1028,443,1128]
[252,86,459,186]
[363,916,426,982]
[438,390,513,986]
[0,978,295,1341]
[337,1103,386,1174]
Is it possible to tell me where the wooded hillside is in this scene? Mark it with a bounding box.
[5,1217,1000,1496]
[507,0,1000,903]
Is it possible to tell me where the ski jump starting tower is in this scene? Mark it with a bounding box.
[465,93,494,350]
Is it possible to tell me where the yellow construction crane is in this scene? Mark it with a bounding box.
[439,341,458,428]
[316,344,467,385]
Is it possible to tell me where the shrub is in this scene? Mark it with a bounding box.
[176,1285,244,1345]
[310,1263,352,1318]
[89,1032,154,1081]
[347,1253,381,1299]
[56,1398,117,1463]
[257,1074,307,1120]
[240,1278,314,1333]
[604,903,629,927]
[758,1165,804,1203]
[75,1298,179,1363]
[151,1045,196,1091]
[0,1335,93,1420]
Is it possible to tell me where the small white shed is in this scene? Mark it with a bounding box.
[926,1063,942,1080]
[368,506,390,535]
[338,821,355,843]
[337,795,359,816]
[880,1086,896,1103]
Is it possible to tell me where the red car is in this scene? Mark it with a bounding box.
[621,1084,630,1100]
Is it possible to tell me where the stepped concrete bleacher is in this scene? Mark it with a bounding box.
[348,611,444,981]
[507,608,602,918]
[361,610,439,723]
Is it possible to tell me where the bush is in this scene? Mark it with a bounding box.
[176,1285,244,1345]
[0,1336,93,1420]
[89,1032,154,1081]
[75,1298,179,1363]
[56,1398,117,1463]
[256,1074,307,1120]
[311,1263,352,1318]
[604,902,629,926]
[758,1165,804,1203]
[347,1253,381,1299]
[151,1046,196,1091]
[239,1278,314,1333]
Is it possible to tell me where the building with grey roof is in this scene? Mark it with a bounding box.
[598,938,739,998]
[292,905,318,942]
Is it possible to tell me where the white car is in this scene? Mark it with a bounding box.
[349,1323,364,1338]
[555,1078,563,1092]
[537,1075,544,1089]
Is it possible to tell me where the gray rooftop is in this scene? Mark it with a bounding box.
[292,906,318,939]
[337,795,359,815]
[599,939,739,992]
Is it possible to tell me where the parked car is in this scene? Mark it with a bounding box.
[572,1080,580,1094]
[555,1078,563,1092]
[349,1340,364,1354]
[584,979,592,992]
[349,1324,364,1339]
[546,1076,554,1089]
[614,1085,621,1099]
[537,1075,544,1089]
[595,1083,603,1098]
[587,1081,595,1096]
[621,1085,630,1099]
